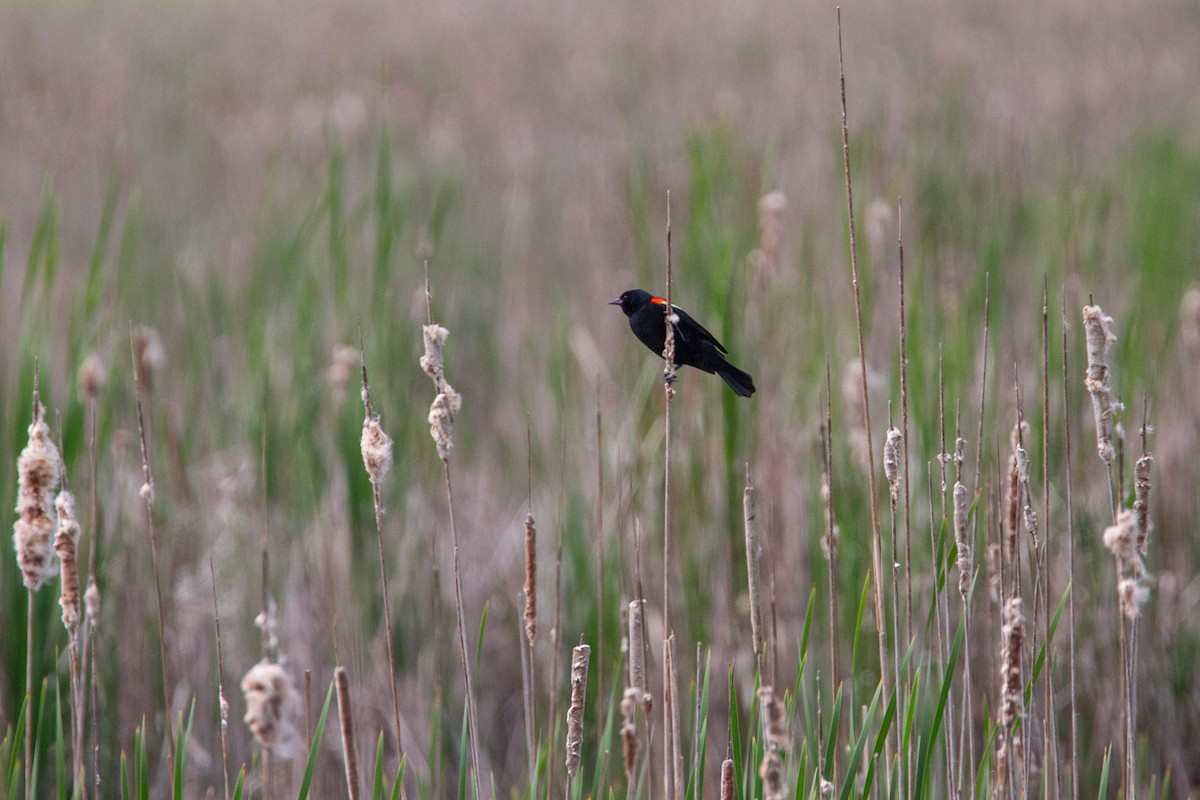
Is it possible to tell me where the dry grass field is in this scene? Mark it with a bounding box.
[2,0,1200,797]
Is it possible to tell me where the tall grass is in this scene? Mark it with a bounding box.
[3,2,1200,797]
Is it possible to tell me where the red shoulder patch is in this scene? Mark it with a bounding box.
[651,297,667,305]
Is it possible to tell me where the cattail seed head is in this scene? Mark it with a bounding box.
[1103,508,1144,577]
[757,686,787,800]
[420,323,463,461]
[953,481,972,597]
[999,597,1025,729]
[627,599,645,699]
[565,643,591,779]
[360,413,393,482]
[54,491,81,632]
[241,661,298,755]
[720,758,735,800]
[1118,577,1150,620]
[1004,452,1020,557]
[85,575,100,625]
[334,666,360,800]
[132,325,166,392]
[523,513,537,644]
[1082,305,1117,463]
[619,687,639,777]
[883,426,902,500]
[78,354,107,403]
[1134,454,1153,555]
[954,436,966,473]
[14,401,63,591]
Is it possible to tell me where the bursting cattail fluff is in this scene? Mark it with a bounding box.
[360,404,393,482]
[241,661,299,756]
[419,324,462,461]
[1082,305,1117,463]
[13,401,62,591]
[1102,508,1144,578]
[54,491,81,632]
[757,686,787,800]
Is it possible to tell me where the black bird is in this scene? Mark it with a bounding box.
[609,288,756,397]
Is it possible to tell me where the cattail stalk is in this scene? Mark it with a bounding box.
[209,559,232,800]
[837,14,891,784]
[131,333,176,766]
[358,355,405,781]
[335,667,361,800]
[565,642,591,794]
[421,270,481,798]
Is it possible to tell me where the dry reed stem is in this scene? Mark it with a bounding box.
[565,642,591,785]
[358,356,404,777]
[1059,295,1081,800]
[131,332,176,765]
[819,366,840,786]
[522,511,538,789]
[836,11,892,781]
[335,667,361,800]
[743,481,766,660]
[209,559,232,800]
[665,635,684,800]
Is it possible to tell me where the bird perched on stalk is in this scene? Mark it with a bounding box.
[609,289,756,397]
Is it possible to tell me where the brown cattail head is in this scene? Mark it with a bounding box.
[78,354,107,403]
[1133,454,1153,555]
[420,324,462,461]
[1082,305,1117,463]
[883,426,902,500]
[132,325,166,392]
[954,436,967,474]
[1004,452,1020,558]
[334,666,361,800]
[523,513,537,645]
[953,481,972,597]
[720,758,735,800]
[565,643,592,778]
[54,491,81,632]
[13,400,63,591]
[744,484,766,657]
[241,660,298,756]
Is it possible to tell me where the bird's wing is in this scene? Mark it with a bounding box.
[670,304,729,354]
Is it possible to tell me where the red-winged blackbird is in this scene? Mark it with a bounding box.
[609,288,756,397]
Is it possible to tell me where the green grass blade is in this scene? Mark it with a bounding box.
[297,680,335,800]
[373,731,385,800]
[389,754,406,800]
[55,667,66,800]
[838,681,884,800]
[173,698,196,800]
[728,667,742,800]
[119,751,130,800]
[913,616,964,799]
[231,766,246,800]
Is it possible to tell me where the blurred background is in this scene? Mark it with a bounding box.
[2,0,1199,796]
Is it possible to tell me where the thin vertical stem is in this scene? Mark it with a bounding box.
[837,8,891,779]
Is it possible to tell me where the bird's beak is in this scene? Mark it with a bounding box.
[608,297,622,306]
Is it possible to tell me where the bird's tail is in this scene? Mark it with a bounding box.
[717,361,756,397]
